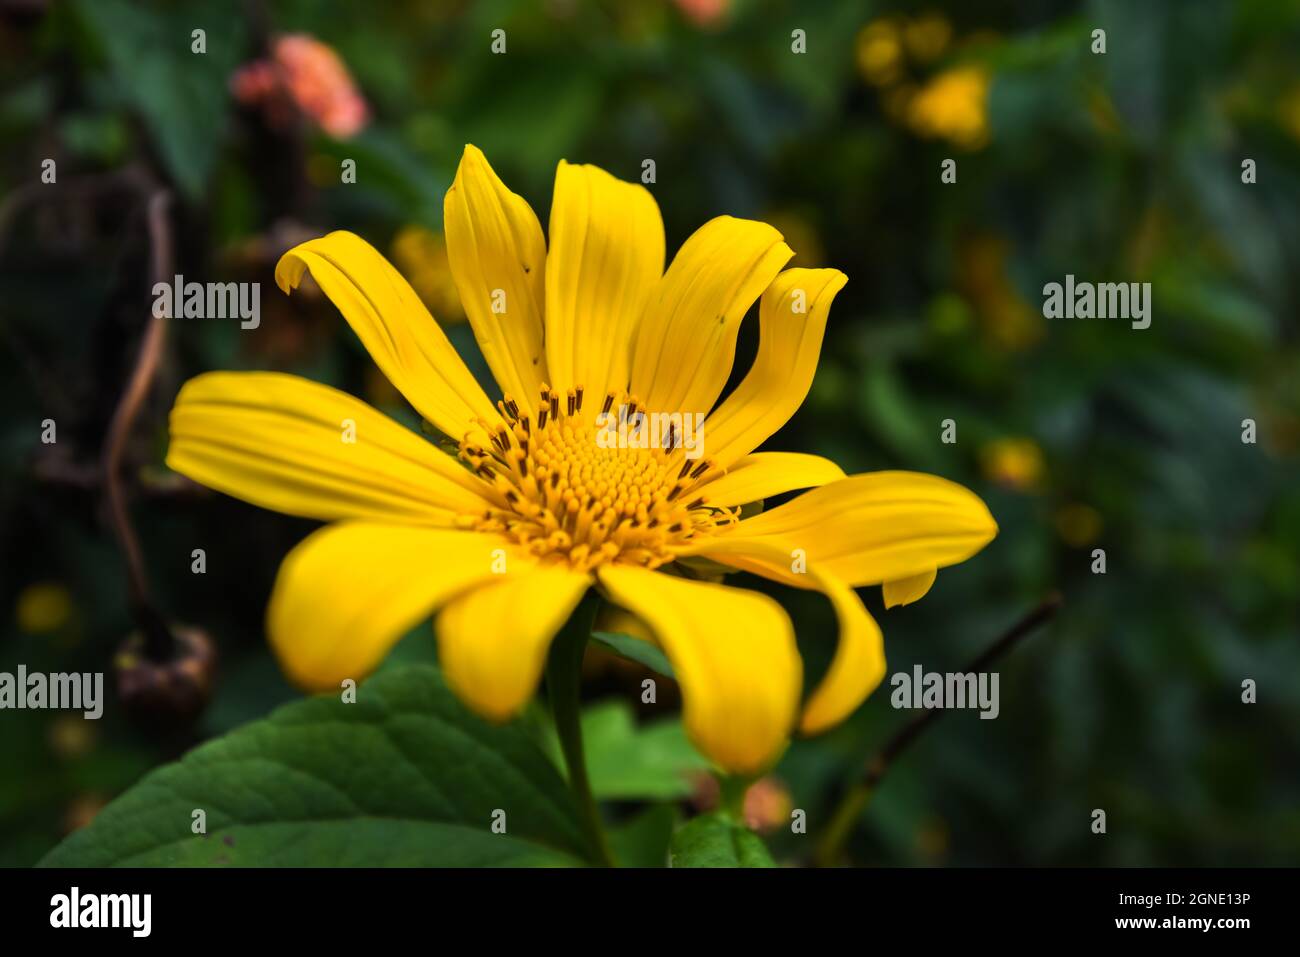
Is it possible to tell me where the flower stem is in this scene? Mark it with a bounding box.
[813,593,1062,866]
[718,774,752,820]
[103,188,176,661]
[813,782,874,867]
[546,594,615,867]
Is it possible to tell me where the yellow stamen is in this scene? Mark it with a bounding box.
[457,389,734,570]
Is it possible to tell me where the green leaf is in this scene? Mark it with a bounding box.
[40,665,586,867]
[581,700,711,800]
[591,631,674,678]
[669,812,776,868]
[858,362,944,471]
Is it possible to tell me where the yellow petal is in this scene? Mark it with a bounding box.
[444,144,548,412]
[799,581,884,733]
[697,452,845,507]
[883,568,937,608]
[436,564,591,721]
[275,231,499,440]
[708,471,997,587]
[629,216,791,417]
[704,268,847,467]
[597,564,800,775]
[167,371,487,523]
[674,537,886,736]
[268,523,525,690]
[545,160,664,405]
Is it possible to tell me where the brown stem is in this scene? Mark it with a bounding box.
[864,591,1062,790]
[1,164,176,655]
[101,189,174,659]
[813,592,1063,866]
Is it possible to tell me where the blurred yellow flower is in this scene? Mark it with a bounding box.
[1279,84,1300,142]
[980,437,1045,491]
[764,209,824,268]
[916,815,950,859]
[907,65,991,149]
[904,14,952,63]
[390,225,467,324]
[16,582,71,634]
[958,234,1043,350]
[1055,503,1102,547]
[48,715,98,759]
[855,19,904,87]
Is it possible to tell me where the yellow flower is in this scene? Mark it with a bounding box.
[855,19,904,87]
[903,14,952,64]
[1280,84,1300,143]
[764,209,824,268]
[16,582,72,634]
[957,233,1043,350]
[166,145,997,774]
[49,714,98,759]
[1055,503,1102,547]
[907,65,991,149]
[979,437,1044,491]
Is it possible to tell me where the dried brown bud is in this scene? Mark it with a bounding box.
[114,624,217,727]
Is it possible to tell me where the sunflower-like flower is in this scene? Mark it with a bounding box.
[167,145,997,774]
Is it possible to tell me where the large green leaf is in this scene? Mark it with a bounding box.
[41,665,586,867]
[669,812,775,868]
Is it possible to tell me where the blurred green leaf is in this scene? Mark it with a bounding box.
[591,631,674,678]
[582,700,709,800]
[73,0,245,199]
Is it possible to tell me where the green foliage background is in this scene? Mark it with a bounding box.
[1,0,1297,866]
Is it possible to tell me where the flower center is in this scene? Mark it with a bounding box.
[456,385,736,571]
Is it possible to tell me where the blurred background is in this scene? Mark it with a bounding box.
[1,0,1298,867]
